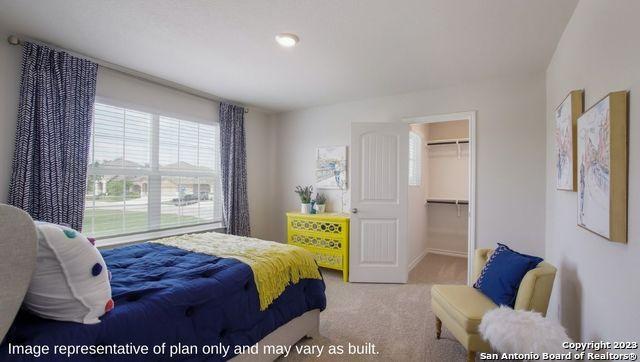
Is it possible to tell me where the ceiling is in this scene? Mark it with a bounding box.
[0,0,578,112]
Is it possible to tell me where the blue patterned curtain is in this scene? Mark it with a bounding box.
[8,42,98,231]
[219,103,251,236]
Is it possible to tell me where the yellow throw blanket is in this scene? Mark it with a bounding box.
[152,232,322,311]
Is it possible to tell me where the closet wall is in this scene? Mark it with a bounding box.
[408,124,430,268]
[426,120,469,257]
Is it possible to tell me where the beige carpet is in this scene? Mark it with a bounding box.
[282,254,469,361]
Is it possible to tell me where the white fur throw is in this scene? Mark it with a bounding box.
[479,306,572,357]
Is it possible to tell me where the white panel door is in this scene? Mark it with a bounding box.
[350,122,408,283]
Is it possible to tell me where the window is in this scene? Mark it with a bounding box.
[83,102,222,238]
[409,131,422,186]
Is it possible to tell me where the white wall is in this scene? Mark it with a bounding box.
[427,121,469,200]
[545,0,640,341]
[0,28,22,203]
[0,31,278,241]
[427,203,468,256]
[96,68,217,122]
[428,119,469,141]
[245,111,279,241]
[274,72,547,256]
[426,121,469,256]
[407,124,429,268]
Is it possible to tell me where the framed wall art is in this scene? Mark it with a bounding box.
[555,90,584,191]
[315,146,347,189]
[576,91,628,243]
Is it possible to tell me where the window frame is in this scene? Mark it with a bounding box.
[408,131,422,186]
[85,97,223,245]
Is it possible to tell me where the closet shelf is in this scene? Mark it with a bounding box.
[426,138,469,146]
[425,198,469,205]
[425,198,469,217]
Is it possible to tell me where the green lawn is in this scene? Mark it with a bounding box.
[82,209,205,237]
[85,195,141,202]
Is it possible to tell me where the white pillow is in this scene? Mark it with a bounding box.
[23,222,113,324]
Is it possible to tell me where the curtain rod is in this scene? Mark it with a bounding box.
[7,34,249,113]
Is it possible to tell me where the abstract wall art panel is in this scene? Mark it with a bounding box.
[555,90,583,191]
[316,146,347,189]
[577,91,628,243]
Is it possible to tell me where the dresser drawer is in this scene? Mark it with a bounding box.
[289,233,344,270]
[289,232,345,251]
[288,217,347,236]
[310,250,343,270]
[286,212,350,282]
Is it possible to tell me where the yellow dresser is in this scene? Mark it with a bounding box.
[286,212,349,282]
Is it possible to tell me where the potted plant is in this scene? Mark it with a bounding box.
[295,185,313,214]
[314,193,327,214]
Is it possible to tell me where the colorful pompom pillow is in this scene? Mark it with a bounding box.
[473,243,543,307]
[23,222,113,324]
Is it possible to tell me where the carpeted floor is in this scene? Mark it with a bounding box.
[282,254,469,361]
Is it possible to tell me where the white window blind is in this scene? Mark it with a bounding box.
[409,131,422,186]
[83,102,222,238]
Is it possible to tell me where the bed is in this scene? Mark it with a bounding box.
[0,204,326,361]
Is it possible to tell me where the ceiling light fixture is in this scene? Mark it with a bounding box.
[275,33,299,48]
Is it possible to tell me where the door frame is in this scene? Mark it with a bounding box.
[402,111,477,285]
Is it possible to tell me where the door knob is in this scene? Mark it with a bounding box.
[351,208,358,214]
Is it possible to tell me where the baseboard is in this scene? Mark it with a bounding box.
[426,248,468,258]
[408,248,429,271]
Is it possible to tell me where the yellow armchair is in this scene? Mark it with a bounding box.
[431,248,556,361]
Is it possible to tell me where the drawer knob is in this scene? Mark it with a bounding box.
[351,208,358,214]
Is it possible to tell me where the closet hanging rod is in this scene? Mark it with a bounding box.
[425,199,469,205]
[427,138,469,146]
[6,34,250,113]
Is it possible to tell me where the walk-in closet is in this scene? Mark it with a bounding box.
[408,117,471,278]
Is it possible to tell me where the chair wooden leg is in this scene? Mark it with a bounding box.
[435,317,442,339]
[467,350,476,362]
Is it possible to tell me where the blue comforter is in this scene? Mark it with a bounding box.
[1,243,326,361]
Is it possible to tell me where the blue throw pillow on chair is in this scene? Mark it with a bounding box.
[473,243,543,307]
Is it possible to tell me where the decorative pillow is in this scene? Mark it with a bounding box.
[23,222,113,324]
[473,243,543,307]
